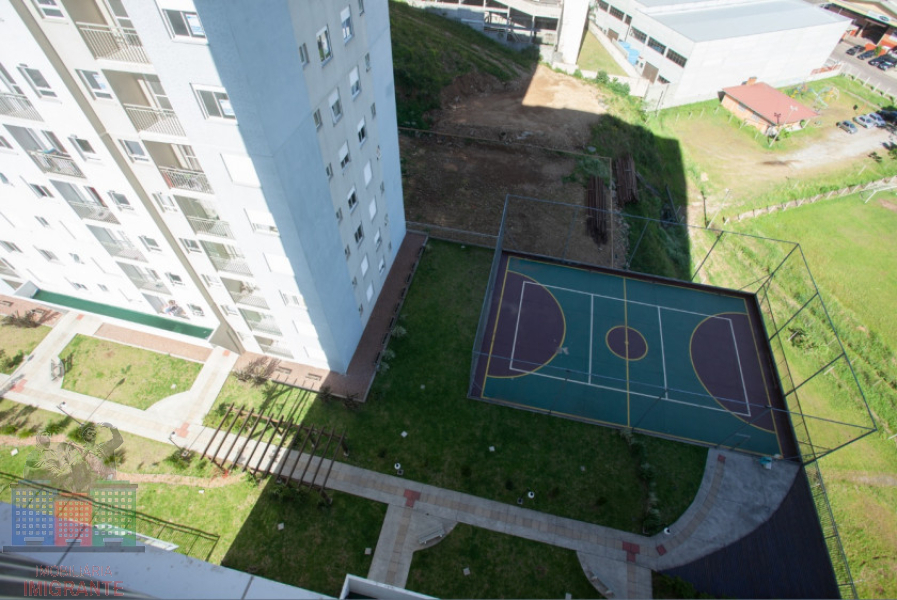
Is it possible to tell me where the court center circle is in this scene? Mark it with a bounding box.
[606,326,648,361]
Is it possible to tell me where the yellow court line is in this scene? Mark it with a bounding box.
[482,260,512,395]
[743,297,783,455]
[687,311,776,435]
[605,325,649,362]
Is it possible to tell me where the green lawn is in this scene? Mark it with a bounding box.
[577,32,625,76]
[728,195,897,599]
[407,524,601,599]
[0,324,51,374]
[202,376,316,428]
[60,335,203,410]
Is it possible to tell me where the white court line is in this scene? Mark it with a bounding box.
[505,280,754,417]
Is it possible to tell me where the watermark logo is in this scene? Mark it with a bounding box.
[6,423,143,553]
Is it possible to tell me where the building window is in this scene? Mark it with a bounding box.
[71,137,99,160]
[647,37,666,55]
[358,0,365,14]
[630,28,647,44]
[201,274,219,287]
[658,75,670,84]
[18,66,56,98]
[365,282,373,302]
[339,143,350,169]
[330,90,343,123]
[166,273,184,286]
[344,245,351,260]
[364,53,371,71]
[281,291,304,307]
[316,27,333,63]
[37,248,58,262]
[598,0,608,11]
[341,7,353,42]
[378,256,385,274]
[76,70,112,100]
[109,192,132,210]
[364,161,372,186]
[70,253,83,263]
[347,188,358,212]
[0,241,22,253]
[29,183,52,198]
[221,304,237,316]
[666,48,687,67]
[181,238,201,253]
[353,224,364,244]
[313,109,323,129]
[0,173,7,184]
[357,118,367,145]
[349,67,361,97]
[163,10,206,39]
[299,43,309,66]
[374,229,382,249]
[625,14,632,24]
[0,136,12,150]
[188,304,204,316]
[153,193,177,212]
[609,6,624,20]
[336,207,343,222]
[371,102,376,119]
[368,198,377,221]
[33,0,65,18]
[98,284,108,292]
[120,140,148,162]
[325,163,333,179]
[195,88,235,120]
[71,282,88,291]
[139,236,162,252]
[35,216,50,228]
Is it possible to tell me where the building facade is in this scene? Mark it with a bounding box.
[589,0,850,106]
[0,0,405,373]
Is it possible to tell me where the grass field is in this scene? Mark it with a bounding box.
[730,194,897,598]
[0,324,51,374]
[407,524,601,599]
[577,32,625,76]
[60,335,203,410]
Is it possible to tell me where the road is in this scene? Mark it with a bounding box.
[831,38,897,100]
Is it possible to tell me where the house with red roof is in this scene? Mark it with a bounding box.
[721,79,819,136]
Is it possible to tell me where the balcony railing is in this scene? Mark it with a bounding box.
[129,278,171,295]
[0,264,18,278]
[0,93,42,121]
[246,318,283,337]
[99,240,146,262]
[187,216,233,239]
[158,166,213,194]
[28,151,84,178]
[207,254,252,276]
[123,104,186,137]
[229,289,270,310]
[65,201,120,224]
[259,341,293,359]
[76,23,149,64]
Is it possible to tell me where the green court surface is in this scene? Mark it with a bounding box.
[472,255,789,456]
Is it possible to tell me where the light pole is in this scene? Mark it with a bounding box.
[56,402,82,425]
[169,431,190,459]
[769,105,798,147]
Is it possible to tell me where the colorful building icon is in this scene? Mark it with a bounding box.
[90,481,137,547]
[54,493,92,547]
[11,481,56,546]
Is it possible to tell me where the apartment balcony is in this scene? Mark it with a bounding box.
[207,255,252,276]
[230,289,269,310]
[129,277,170,294]
[123,104,185,137]
[0,93,42,121]
[99,240,146,262]
[66,201,120,224]
[186,216,233,239]
[158,166,213,194]
[76,23,150,64]
[246,317,283,337]
[28,151,84,178]
[258,340,293,359]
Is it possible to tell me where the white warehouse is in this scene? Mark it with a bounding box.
[589,0,851,106]
[0,0,405,373]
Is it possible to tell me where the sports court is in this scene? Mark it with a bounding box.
[471,254,793,456]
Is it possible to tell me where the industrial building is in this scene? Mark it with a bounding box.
[0,0,405,373]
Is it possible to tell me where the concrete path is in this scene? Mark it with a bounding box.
[0,309,800,599]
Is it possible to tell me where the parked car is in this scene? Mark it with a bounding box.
[866,112,887,127]
[858,49,878,60]
[847,44,866,55]
[854,114,875,128]
[838,120,858,134]
[878,60,897,71]
[878,110,897,123]
[870,56,886,66]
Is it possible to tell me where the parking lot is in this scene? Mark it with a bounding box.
[832,38,897,99]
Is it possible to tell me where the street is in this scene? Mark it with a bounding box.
[831,38,897,100]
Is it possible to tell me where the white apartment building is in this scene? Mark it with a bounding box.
[0,0,405,373]
[589,0,850,106]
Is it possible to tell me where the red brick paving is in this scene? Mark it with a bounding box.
[0,296,65,327]
[233,231,428,400]
[404,489,421,507]
[657,544,667,556]
[94,323,212,363]
[718,454,727,463]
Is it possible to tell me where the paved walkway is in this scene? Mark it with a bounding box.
[0,302,800,599]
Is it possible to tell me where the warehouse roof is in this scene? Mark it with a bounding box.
[722,81,818,125]
[647,0,849,42]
